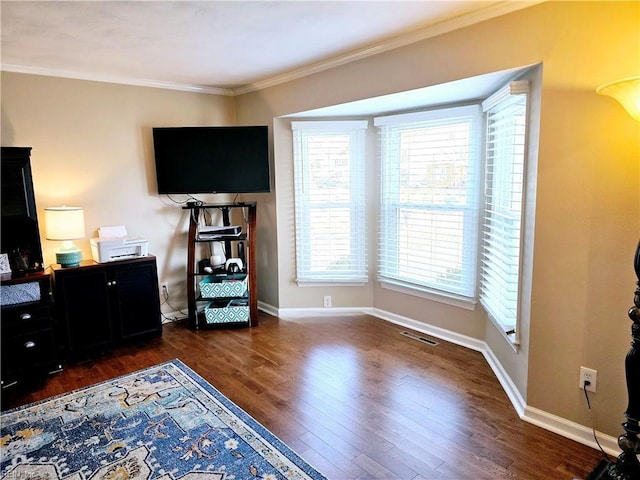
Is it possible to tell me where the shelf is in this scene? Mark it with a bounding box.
[193,311,249,329]
[182,202,256,209]
[194,268,227,276]
[194,234,247,243]
[184,203,258,329]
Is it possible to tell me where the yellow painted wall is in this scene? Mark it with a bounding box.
[235,1,640,438]
[1,73,236,308]
[2,0,639,443]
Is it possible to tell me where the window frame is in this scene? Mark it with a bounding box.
[375,105,482,303]
[292,120,369,285]
[479,80,531,346]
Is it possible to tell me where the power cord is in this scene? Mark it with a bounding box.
[160,285,188,324]
[583,381,611,462]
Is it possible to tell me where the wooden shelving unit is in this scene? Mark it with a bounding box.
[183,202,258,329]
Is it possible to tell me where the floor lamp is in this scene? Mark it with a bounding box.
[587,76,640,480]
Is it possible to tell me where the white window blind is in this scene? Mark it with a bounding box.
[292,120,368,284]
[375,106,481,299]
[480,81,529,335]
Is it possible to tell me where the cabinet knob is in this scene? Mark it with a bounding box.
[107,280,117,286]
[24,341,36,349]
[20,313,32,321]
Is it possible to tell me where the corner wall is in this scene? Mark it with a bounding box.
[235,1,640,439]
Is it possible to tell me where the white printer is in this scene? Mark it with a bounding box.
[90,225,149,263]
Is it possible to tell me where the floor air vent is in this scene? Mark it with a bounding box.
[400,331,439,346]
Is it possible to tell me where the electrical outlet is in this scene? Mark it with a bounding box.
[323,295,332,308]
[162,284,169,298]
[579,366,597,393]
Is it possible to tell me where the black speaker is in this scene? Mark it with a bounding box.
[237,242,245,265]
[198,258,211,273]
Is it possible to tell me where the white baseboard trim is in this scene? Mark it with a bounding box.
[274,305,373,319]
[272,304,620,456]
[257,300,278,317]
[480,343,527,418]
[371,307,486,353]
[259,302,368,319]
[522,405,620,456]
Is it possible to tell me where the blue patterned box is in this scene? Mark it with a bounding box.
[0,281,41,306]
[199,274,247,298]
[204,299,250,324]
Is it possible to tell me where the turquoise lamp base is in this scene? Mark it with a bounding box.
[56,250,82,268]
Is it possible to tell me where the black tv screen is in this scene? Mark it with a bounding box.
[152,125,270,194]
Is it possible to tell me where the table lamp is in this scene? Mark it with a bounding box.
[45,206,85,267]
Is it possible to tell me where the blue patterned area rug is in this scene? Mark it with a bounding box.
[0,359,326,480]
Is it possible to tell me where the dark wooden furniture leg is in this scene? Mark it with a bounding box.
[588,239,640,480]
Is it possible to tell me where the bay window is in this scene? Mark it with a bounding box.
[290,75,533,342]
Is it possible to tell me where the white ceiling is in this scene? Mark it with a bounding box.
[1,1,539,95]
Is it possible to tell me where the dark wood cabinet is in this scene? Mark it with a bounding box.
[1,272,62,390]
[52,256,162,359]
[1,147,59,393]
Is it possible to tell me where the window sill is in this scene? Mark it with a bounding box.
[378,279,476,310]
[296,279,367,287]
[486,312,520,352]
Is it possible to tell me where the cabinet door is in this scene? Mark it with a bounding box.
[112,260,161,340]
[56,268,113,354]
[2,327,57,381]
[1,300,58,386]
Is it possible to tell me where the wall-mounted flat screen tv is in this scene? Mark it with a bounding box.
[152,125,270,194]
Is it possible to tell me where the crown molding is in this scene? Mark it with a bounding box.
[0,63,235,96]
[2,1,544,97]
[232,1,544,95]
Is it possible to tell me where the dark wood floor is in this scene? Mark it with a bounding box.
[2,313,605,479]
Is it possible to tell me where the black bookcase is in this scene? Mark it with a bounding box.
[1,147,61,393]
[1,147,44,274]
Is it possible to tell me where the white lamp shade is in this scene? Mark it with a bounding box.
[45,206,85,240]
[596,76,640,122]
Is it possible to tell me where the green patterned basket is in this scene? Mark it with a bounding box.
[199,274,247,298]
[204,299,250,324]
